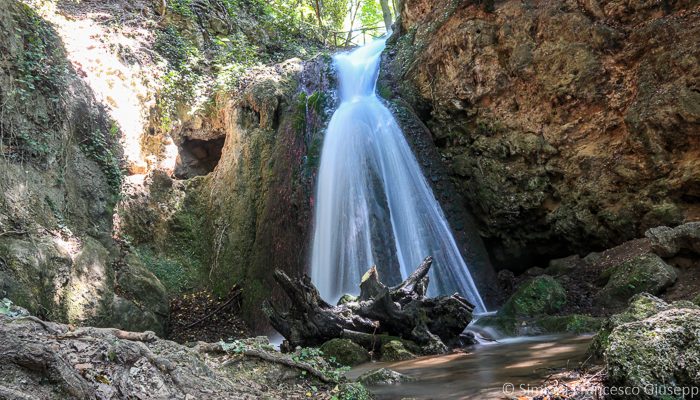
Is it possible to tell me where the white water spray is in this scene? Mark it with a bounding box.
[310,38,487,313]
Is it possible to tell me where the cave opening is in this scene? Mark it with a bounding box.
[173,136,225,179]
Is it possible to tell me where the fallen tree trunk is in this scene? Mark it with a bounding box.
[264,257,474,354]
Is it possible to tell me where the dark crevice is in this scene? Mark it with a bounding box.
[174,136,225,179]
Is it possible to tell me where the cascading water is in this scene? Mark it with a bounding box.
[310,37,487,313]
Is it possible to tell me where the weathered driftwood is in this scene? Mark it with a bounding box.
[264,257,474,353]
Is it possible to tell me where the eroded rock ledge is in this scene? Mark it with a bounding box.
[381,0,700,270]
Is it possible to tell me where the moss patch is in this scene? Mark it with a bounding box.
[500,275,567,318]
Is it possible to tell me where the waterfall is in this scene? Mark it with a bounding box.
[310,37,487,313]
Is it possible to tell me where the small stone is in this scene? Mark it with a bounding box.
[357,368,414,385]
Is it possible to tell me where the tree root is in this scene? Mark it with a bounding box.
[223,349,334,383]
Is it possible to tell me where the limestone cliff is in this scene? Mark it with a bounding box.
[381,0,700,270]
[117,57,334,330]
[0,1,168,333]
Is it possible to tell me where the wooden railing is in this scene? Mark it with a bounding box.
[329,26,384,48]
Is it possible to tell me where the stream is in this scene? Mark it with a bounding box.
[348,334,593,399]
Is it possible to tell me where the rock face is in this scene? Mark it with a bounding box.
[382,0,700,270]
[118,58,334,330]
[0,1,167,334]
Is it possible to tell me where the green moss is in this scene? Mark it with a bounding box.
[133,247,195,295]
[500,275,567,318]
[377,81,392,99]
[590,293,672,358]
[533,314,602,334]
[472,314,518,336]
[595,254,677,308]
[380,340,415,362]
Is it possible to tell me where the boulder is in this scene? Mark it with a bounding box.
[357,368,414,385]
[645,222,700,258]
[606,308,700,399]
[590,293,694,358]
[500,275,567,318]
[320,339,370,367]
[380,340,415,362]
[594,254,677,309]
[112,254,169,335]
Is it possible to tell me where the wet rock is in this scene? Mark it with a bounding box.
[645,222,700,258]
[594,254,677,309]
[605,308,700,399]
[380,340,416,362]
[458,331,479,346]
[320,339,370,366]
[357,368,414,385]
[500,275,567,318]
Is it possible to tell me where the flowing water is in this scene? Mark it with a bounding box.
[348,334,594,399]
[310,38,486,312]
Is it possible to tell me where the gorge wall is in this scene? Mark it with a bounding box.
[0,1,168,334]
[381,0,700,271]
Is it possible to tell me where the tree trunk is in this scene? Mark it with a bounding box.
[345,0,362,46]
[313,0,323,26]
[379,0,393,31]
[263,257,474,354]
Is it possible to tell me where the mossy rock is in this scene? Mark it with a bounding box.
[589,293,696,358]
[380,340,415,362]
[594,253,677,309]
[337,294,358,306]
[320,338,369,367]
[605,308,700,399]
[499,275,567,318]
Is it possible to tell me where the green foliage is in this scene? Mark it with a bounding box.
[14,4,66,100]
[168,0,195,17]
[360,0,383,31]
[332,383,374,400]
[322,0,350,30]
[307,91,325,113]
[153,26,203,131]
[79,128,123,192]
